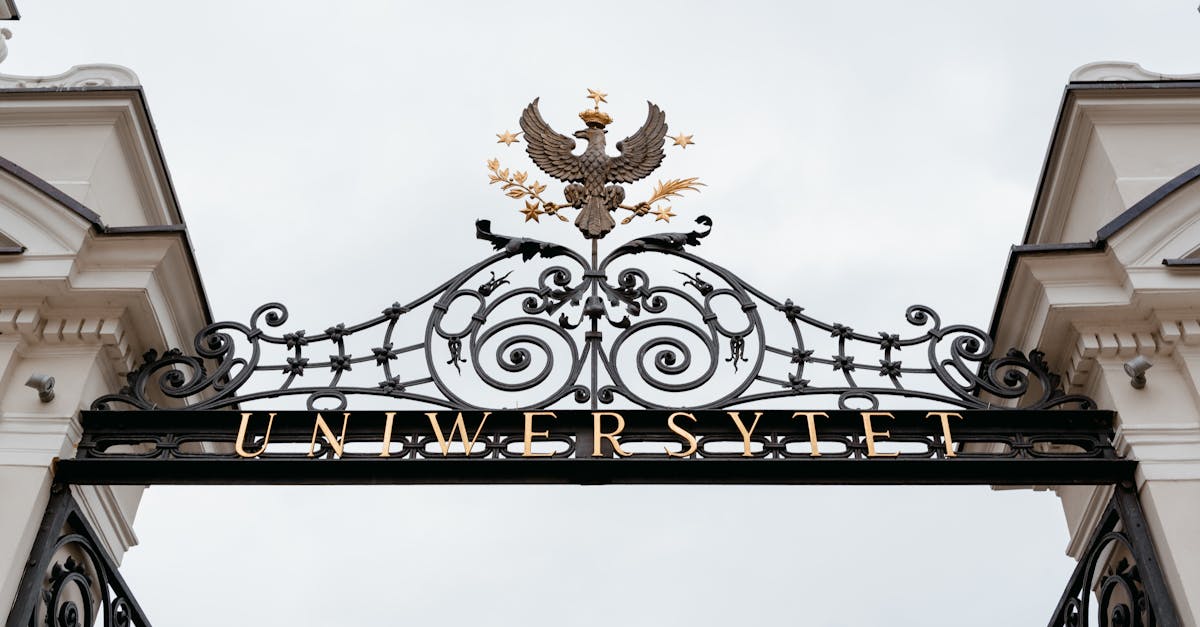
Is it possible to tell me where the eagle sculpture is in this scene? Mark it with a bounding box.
[519,98,668,239]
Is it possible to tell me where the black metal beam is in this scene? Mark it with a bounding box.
[61,409,1130,486]
[54,456,1136,486]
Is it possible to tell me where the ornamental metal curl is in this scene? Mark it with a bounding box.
[6,489,151,627]
[1049,485,1182,627]
[90,217,1093,412]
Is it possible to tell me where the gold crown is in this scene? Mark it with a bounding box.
[579,108,613,127]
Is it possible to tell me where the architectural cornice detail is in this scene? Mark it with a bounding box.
[0,305,39,341]
[0,64,139,89]
[0,414,82,467]
[0,306,134,371]
[1070,61,1200,83]
[1064,318,1200,388]
[1156,316,1200,347]
[1115,424,1200,481]
[1067,327,1158,389]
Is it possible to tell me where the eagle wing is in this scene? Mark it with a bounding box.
[609,101,668,184]
[519,98,583,182]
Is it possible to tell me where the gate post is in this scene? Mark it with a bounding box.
[0,70,209,616]
[993,63,1200,624]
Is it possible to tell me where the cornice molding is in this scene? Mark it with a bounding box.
[0,64,138,89]
[1071,61,1200,83]
[0,413,82,467]
[1116,424,1200,482]
[0,306,134,372]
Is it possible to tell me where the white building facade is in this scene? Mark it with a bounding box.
[992,61,1200,624]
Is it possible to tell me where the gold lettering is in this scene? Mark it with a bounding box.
[861,412,898,457]
[792,411,829,456]
[235,412,275,458]
[926,412,962,457]
[665,412,698,457]
[426,412,491,457]
[727,411,764,457]
[379,412,395,457]
[308,412,351,458]
[592,412,632,457]
[523,411,556,457]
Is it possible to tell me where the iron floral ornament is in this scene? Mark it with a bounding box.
[489,89,703,239]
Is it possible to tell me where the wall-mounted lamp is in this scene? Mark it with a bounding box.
[1124,356,1153,390]
[24,373,54,402]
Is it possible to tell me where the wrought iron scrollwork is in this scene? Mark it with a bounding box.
[91,217,1093,412]
[1049,485,1182,627]
[5,488,150,627]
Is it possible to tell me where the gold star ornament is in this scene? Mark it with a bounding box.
[520,200,543,222]
[652,206,677,222]
[496,130,521,146]
[586,88,608,108]
[670,133,694,149]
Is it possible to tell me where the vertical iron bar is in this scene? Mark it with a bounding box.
[5,486,72,627]
[589,238,599,411]
[6,487,154,627]
[1114,482,1183,627]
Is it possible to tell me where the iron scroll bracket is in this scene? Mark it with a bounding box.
[1048,483,1182,627]
[5,487,151,627]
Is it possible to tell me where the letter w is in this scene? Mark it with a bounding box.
[426,412,491,456]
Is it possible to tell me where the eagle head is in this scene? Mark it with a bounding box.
[574,126,607,144]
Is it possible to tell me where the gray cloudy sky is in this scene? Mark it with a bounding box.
[5,1,1199,625]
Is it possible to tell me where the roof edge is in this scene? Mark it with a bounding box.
[0,154,213,324]
[1095,162,1200,241]
[988,159,1200,346]
[985,241,1107,348]
[0,154,103,225]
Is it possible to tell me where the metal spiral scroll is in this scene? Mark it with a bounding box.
[11,491,149,627]
[91,216,1094,412]
[1053,534,1149,627]
[1049,488,1171,627]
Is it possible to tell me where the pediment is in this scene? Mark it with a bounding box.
[1107,175,1200,268]
[0,163,95,258]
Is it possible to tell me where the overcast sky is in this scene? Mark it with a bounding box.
[5,2,1199,625]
